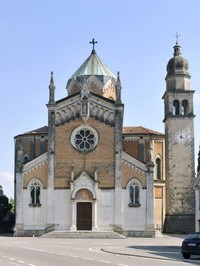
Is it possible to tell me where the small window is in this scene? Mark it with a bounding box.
[128,181,141,207]
[29,182,41,207]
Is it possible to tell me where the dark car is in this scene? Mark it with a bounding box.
[181,232,200,259]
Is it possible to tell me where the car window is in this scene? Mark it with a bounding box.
[187,234,200,240]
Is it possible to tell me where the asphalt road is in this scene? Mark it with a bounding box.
[0,234,199,266]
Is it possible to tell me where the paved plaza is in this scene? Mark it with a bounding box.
[0,233,199,266]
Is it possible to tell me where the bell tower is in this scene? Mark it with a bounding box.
[163,40,195,233]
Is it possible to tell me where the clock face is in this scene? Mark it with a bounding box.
[175,130,192,144]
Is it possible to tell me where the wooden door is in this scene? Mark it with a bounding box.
[77,202,92,230]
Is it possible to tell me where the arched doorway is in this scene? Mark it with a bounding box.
[75,189,93,230]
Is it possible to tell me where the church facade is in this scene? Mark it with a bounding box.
[14,40,195,236]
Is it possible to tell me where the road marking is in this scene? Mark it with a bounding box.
[18,261,26,264]
[82,257,94,261]
[98,260,111,264]
[23,247,46,253]
[117,264,129,266]
[89,247,102,252]
[28,264,36,266]
[9,258,15,260]
[69,255,79,258]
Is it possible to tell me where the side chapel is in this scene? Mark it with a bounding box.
[14,39,195,236]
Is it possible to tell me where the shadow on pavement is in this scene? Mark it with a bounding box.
[102,245,200,265]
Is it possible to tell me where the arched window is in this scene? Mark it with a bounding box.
[30,182,41,206]
[155,158,161,180]
[173,100,180,115]
[181,100,188,115]
[128,180,141,207]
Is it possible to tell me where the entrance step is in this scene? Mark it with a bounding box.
[41,230,126,239]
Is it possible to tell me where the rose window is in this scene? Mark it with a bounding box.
[71,125,98,152]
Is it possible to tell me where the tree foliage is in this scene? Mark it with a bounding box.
[0,186,13,232]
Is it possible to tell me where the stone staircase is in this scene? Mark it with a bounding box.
[40,230,126,239]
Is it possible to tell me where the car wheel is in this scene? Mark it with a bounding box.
[182,253,191,259]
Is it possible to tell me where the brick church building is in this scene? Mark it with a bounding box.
[14,39,195,236]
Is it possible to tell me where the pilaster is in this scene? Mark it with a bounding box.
[46,74,56,225]
[146,162,155,231]
[15,171,24,231]
[114,102,124,229]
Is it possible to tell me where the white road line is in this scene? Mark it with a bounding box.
[69,255,79,258]
[18,261,26,264]
[89,247,102,252]
[23,247,46,253]
[28,264,36,266]
[98,260,111,264]
[117,264,129,266]
[9,258,15,261]
[82,257,94,261]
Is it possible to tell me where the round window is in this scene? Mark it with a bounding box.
[71,125,98,152]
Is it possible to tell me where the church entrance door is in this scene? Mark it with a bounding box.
[77,202,92,230]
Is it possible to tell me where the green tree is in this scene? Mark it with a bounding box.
[0,186,12,233]
[0,185,3,196]
[0,195,12,221]
[10,198,14,214]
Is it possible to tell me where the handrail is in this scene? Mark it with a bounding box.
[45,224,59,233]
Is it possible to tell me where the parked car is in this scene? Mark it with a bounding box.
[181,232,200,259]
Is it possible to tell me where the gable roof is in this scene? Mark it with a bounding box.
[15,126,48,138]
[123,126,164,136]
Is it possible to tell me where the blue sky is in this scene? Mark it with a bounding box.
[1,0,200,199]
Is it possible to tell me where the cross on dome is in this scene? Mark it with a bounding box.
[90,38,98,54]
[174,32,180,44]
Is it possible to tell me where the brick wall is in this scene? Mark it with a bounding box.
[23,162,48,188]
[54,117,115,188]
[122,161,146,188]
